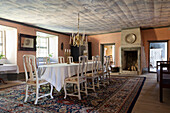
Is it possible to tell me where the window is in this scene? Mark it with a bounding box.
[149,41,168,72]
[0,25,17,64]
[0,30,6,56]
[36,32,58,62]
[36,36,49,57]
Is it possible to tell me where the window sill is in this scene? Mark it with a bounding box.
[0,58,7,64]
[0,58,7,59]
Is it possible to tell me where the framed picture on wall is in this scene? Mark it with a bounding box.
[18,34,36,51]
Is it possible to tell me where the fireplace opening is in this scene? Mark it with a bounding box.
[122,51,138,71]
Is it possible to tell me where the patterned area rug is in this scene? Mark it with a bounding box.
[0,76,145,113]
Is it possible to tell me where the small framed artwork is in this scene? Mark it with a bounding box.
[18,34,36,51]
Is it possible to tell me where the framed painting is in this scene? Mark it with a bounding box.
[18,34,36,51]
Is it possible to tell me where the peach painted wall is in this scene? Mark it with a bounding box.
[141,27,170,68]
[89,27,170,70]
[0,20,70,72]
[88,32,121,66]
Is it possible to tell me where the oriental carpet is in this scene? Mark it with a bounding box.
[0,76,145,113]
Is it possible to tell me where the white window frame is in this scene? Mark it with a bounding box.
[0,30,6,58]
[36,36,49,57]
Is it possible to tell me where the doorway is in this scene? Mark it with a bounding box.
[100,43,115,66]
[149,41,168,72]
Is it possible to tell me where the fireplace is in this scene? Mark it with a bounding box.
[121,47,141,74]
[120,28,142,75]
[122,51,138,71]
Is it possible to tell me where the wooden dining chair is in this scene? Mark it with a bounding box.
[106,56,111,82]
[96,55,101,73]
[85,56,100,91]
[159,63,170,102]
[67,56,73,64]
[64,56,88,100]
[97,56,110,86]
[58,56,65,63]
[23,55,53,104]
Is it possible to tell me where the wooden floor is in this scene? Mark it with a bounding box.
[0,81,25,90]
[132,73,170,113]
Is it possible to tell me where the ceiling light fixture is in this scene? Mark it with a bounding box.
[69,13,87,47]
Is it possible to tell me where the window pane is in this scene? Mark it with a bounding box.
[0,31,3,55]
[36,36,48,57]
[0,46,2,54]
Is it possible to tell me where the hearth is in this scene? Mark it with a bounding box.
[121,47,141,74]
[122,51,138,71]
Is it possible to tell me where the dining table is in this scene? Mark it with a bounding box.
[38,62,99,91]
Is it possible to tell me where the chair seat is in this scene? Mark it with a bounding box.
[27,79,47,84]
[85,73,98,77]
[65,76,86,82]
[85,73,93,77]
[97,70,107,75]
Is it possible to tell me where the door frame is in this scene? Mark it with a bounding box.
[100,43,115,64]
[148,40,169,73]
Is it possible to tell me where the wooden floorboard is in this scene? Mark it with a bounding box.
[132,73,170,113]
[0,81,25,90]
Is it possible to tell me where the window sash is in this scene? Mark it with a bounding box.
[36,36,49,57]
[0,30,6,57]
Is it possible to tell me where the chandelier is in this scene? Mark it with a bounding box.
[69,13,87,47]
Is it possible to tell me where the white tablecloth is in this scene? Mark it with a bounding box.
[38,62,94,91]
[0,64,19,73]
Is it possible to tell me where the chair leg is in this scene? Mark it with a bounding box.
[92,78,95,92]
[99,75,102,81]
[77,83,81,100]
[80,82,83,91]
[50,84,53,99]
[73,84,77,93]
[34,85,39,104]
[85,81,88,95]
[97,77,100,88]
[107,73,110,85]
[0,78,7,84]
[24,84,29,103]
[157,74,159,82]
[160,86,163,102]
[64,82,67,99]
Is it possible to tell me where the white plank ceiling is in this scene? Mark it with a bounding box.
[0,0,169,34]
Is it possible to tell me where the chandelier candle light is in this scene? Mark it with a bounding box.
[69,13,88,47]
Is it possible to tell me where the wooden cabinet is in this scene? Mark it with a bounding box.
[71,45,85,62]
[71,42,92,61]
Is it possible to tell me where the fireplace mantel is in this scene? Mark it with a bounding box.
[120,28,142,75]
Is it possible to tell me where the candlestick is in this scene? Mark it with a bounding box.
[64,49,71,64]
